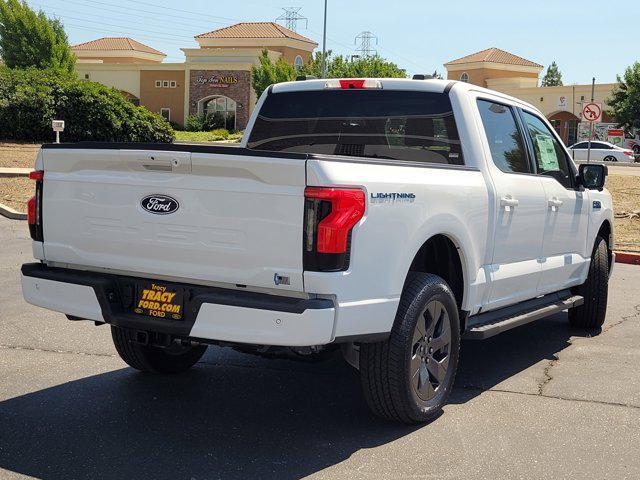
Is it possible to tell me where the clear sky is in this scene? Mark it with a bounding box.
[28,0,637,85]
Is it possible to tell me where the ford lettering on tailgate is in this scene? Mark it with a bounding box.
[141,195,179,215]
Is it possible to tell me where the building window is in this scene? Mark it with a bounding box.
[199,95,237,130]
[294,55,304,69]
[460,72,469,83]
[84,74,90,80]
[155,80,162,88]
[162,80,169,88]
[170,80,177,88]
[160,108,171,121]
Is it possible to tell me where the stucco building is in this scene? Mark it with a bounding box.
[73,22,317,129]
[444,48,618,146]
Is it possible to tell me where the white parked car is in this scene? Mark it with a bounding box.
[568,141,635,162]
[21,78,614,424]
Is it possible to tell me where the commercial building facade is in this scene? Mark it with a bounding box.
[444,48,619,146]
[73,22,317,129]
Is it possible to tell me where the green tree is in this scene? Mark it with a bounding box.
[431,70,444,80]
[541,61,563,87]
[607,62,640,132]
[251,50,407,97]
[0,0,75,73]
[301,51,406,79]
[251,49,296,97]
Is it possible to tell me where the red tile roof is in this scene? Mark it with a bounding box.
[445,47,542,68]
[196,22,317,45]
[71,37,165,56]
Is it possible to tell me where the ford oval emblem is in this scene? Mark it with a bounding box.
[141,195,179,215]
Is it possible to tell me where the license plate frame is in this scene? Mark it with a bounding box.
[132,281,184,320]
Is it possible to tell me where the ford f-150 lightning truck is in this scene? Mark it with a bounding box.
[21,78,613,423]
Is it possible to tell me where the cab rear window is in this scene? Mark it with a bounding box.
[247,90,464,165]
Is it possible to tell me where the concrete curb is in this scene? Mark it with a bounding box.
[615,251,640,265]
[0,202,27,220]
[0,167,31,177]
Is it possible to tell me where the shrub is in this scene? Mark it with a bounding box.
[184,112,235,132]
[210,128,229,139]
[0,67,174,142]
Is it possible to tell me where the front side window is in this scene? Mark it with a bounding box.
[477,100,529,173]
[522,111,572,188]
[247,90,464,165]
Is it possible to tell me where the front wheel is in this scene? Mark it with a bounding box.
[569,236,609,329]
[360,273,460,424]
[111,326,208,373]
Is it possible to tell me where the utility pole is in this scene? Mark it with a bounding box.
[321,0,328,78]
[355,31,378,57]
[275,7,308,32]
[587,77,595,163]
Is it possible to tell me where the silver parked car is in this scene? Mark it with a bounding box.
[568,141,635,162]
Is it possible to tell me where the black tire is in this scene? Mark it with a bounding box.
[603,155,617,163]
[360,273,460,424]
[111,326,207,373]
[569,236,609,329]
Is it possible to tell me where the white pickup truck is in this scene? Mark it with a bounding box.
[22,78,613,423]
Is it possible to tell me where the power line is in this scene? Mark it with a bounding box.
[355,31,378,57]
[35,9,195,42]
[41,0,218,32]
[275,7,307,32]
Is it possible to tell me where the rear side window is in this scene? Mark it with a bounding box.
[247,90,464,165]
[477,100,529,174]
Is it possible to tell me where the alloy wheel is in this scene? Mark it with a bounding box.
[410,299,452,401]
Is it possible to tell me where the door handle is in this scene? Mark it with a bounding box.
[500,196,519,211]
[548,197,563,211]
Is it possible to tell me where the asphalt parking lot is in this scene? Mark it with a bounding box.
[1,215,639,480]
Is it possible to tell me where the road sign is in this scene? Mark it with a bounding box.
[582,102,602,123]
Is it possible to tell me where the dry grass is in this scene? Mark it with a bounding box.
[0,177,32,213]
[0,142,41,169]
[0,143,638,251]
[607,175,640,252]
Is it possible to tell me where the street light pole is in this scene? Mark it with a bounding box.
[321,0,328,78]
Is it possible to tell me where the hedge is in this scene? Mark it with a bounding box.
[0,67,174,142]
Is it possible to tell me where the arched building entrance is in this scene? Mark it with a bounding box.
[197,95,237,130]
[547,111,580,146]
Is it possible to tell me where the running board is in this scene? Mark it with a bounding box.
[464,290,584,340]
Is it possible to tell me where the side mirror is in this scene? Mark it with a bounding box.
[579,164,607,191]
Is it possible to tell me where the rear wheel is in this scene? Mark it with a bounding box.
[111,326,207,373]
[569,236,609,329]
[604,155,617,162]
[360,273,460,424]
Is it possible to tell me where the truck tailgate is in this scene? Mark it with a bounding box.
[41,147,306,291]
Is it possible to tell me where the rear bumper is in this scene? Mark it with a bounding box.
[21,263,335,347]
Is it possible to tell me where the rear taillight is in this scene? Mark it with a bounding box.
[303,187,365,272]
[623,150,633,156]
[28,170,44,241]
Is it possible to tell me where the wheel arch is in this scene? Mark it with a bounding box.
[597,219,613,268]
[405,233,469,330]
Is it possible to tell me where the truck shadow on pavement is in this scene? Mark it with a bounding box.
[0,312,590,480]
